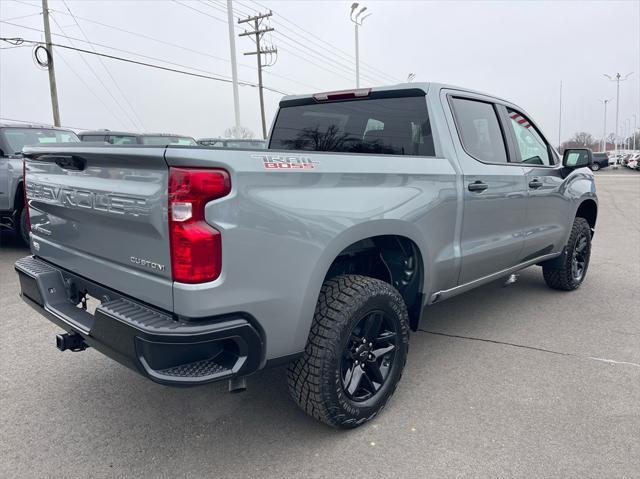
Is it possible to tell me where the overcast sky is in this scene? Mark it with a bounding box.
[1,0,639,143]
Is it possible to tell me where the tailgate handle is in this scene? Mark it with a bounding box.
[42,155,87,171]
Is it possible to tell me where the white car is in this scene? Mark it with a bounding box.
[626,153,640,169]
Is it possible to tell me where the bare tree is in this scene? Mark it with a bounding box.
[224,126,255,139]
[559,131,600,153]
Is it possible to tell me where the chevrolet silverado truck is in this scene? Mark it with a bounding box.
[15,83,597,428]
[0,123,79,244]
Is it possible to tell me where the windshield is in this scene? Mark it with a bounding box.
[269,95,435,156]
[141,136,196,146]
[1,128,79,154]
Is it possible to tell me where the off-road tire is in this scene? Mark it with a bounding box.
[287,274,410,429]
[18,207,29,245]
[543,217,591,290]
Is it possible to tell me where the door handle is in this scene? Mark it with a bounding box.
[468,181,488,192]
[528,179,543,189]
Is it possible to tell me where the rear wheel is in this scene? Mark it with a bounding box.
[287,274,409,428]
[590,162,600,171]
[543,217,591,290]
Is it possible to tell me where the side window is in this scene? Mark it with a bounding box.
[108,135,137,145]
[81,135,105,142]
[507,109,552,166]
[451,97,508,164]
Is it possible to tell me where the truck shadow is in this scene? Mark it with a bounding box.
[0,230,29,251]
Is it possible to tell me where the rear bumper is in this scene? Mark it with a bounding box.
[15,256,264,386]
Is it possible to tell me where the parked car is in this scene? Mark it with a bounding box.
[197,138,267,149]
[627,154,639,169]
[590,152,609,171]
[0,123,79,244]
[16,83,598,428]
[620,153,634,166]
[79,130,197,145]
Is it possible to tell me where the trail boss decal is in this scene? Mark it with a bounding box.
[253,154,319,170]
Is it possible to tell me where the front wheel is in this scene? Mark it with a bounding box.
[543,217,591,290]
[287,274,410,428]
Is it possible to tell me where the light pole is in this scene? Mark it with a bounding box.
[625,118,631,150]
[604,72,633,152]
[227,0,241,135]
[558,80,562,148]
[598,98,612,152]
[633,114,638,151]
[350,3,371,88]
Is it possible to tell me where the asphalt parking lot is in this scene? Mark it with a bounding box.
[1,168,638,479]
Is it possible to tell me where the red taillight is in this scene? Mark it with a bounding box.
[22,160,30,236]
[168,168,231,283]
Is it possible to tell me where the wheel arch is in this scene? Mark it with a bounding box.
[296,221,428,347]
[575,198,597,236]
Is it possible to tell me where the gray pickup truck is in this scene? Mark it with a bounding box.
[15,83,597,428]
[0,124,79,244]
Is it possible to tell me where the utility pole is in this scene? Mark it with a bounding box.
[598,99,611,152]
[226,0,241,135]
[239,11,276,140]
[558,80,562,148]
[42,0,60,126]
[604,72,633,152]
[350,3,371,88]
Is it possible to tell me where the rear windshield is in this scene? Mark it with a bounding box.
[141,136,196,146]
[269,96,435,156]
[2,128,79,154]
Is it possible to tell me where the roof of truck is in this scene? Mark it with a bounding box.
[79,130,195,139]
[0,122,75,131]
[280,82,508,104]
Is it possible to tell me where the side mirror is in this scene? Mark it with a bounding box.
[562,148,593,169]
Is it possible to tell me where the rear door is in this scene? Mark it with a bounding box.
[446,94,527,284]
[501,106,571,259]
[24,145,173,310]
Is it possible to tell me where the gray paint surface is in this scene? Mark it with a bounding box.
[22,83,597,360]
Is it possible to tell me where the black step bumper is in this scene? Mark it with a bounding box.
[15,256,264,386]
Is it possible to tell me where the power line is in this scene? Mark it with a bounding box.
[0,12,41,22]
[238,10,277,139]
[171,0,227,25]
[48,6,320,91]
[204,0,386,85]
[48,12,140,130]
[271,28,382,85]
[240,0,400,83]
[54,48,129,127]
[60,0,145,130]
[0,36,290,95]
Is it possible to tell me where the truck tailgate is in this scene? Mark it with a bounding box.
[23,145,173,311]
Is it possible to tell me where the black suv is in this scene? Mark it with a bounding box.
[590,152,610,171]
